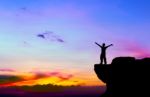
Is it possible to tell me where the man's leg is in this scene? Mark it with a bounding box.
[100,56,103,64]
[104,57,107,64]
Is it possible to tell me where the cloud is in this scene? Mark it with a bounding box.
[57,38,65,43]
[20,7,27,11]
[57,74,73,81]
[19,41,31,47]
[0,71,74,87]
[0,75,23,85]
[119,40,150,58]
[37,31,65,43]
[37,34,45,39]
[0,68,16,72]
[23,41,30,47]
[31,71,73,81]
[29,71,58,79]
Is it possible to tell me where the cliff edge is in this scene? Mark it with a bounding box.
[94,57,150,96]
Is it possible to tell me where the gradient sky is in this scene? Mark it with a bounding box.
[0,0,150,86]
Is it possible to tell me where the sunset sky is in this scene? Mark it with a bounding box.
[0,0,150,87]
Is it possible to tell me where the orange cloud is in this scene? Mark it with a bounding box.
[0,71,75,87]
[0,70,104,87]
[0,75,23,86]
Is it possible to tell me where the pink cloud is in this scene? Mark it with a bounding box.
[30,71,73,81]
[119,40,150,58]
[0,68,16,72]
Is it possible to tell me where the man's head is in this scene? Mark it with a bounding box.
[102,43,105,47]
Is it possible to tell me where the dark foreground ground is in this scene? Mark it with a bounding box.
[0,86,106,97]
[95,57,150,97]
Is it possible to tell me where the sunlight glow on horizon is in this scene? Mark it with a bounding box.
[0,70,104,87]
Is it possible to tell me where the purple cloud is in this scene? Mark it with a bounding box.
[20,7,27,11]
[22,41,31,47]
[37,31,65,43]
[37,34,45,39]
[57,38,64,43]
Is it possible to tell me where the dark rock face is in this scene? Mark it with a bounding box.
[94,65,112,97]
[94,57,150,97]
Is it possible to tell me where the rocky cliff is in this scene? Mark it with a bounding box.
[94,57,150,96]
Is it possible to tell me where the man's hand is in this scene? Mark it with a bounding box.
[106,44,113,48]
[95,42,102,47]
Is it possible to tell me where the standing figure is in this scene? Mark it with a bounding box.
[95,42,113,64]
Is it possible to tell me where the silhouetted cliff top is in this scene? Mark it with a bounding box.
[94,57,150,96]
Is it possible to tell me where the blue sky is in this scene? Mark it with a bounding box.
[0,0,150,86]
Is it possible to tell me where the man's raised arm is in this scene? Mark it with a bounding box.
[95,42,102,47]
[106,44,113,48]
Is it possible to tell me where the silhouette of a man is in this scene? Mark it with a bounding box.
[95,42,113,64]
